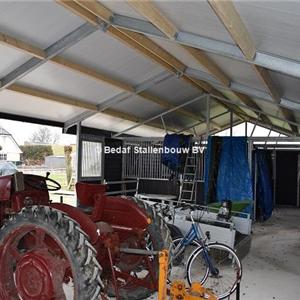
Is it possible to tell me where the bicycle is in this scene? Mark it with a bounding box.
[158,202,242,299]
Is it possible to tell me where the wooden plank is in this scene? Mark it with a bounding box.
[74,0,113,23]
[8,84,97,111]
[55,0,98,25]
[7,84,176,132]
[115,28,186,73]
[253,66,281,103]
[184,46,230,86]
[58,1,247,126]
[0,32,46,59]
[127,0,178,39]
[51,56,134,93]
[208,0,256,60]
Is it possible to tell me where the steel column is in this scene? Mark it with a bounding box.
[230,110,233,136]
[206,94,210,138]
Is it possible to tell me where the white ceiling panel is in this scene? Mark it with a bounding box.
[101,0,147,20]
[62,30,165,86]
[270,72,300,104]
[0,1,85,49]
[149,37,207,72]
[234,1,300,62]
[0,45,30,77]
[147,76,200,105]
[18,62,121,105]
[208,53,267,91]
[0,89,85,122]
[111,95,164,119]
[153,0,233,43]
[83,113,166,137]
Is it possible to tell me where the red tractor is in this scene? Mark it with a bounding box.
[0,172,170,300]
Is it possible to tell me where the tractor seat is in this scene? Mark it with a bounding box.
[75,182,107,216]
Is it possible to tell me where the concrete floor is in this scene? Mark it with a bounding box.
[147,207,300,300]
[239,207,300,300]
[59,195,300,299]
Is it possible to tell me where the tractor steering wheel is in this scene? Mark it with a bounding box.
[24,174,61,191]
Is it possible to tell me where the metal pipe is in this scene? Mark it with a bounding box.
[113,94,207,137]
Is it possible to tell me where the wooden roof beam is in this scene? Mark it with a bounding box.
[0,32,46,59]
[7,84,179,133]
[208,0,296,133]
[57,0,245,127]
[127,0,178,39]
[125,0,267,123]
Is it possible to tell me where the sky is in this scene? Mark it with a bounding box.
[0,119,76,146]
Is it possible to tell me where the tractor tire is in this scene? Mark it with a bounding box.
[0,206,102,300]
[112,197,172,300]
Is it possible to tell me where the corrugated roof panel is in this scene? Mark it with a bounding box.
[252,98,283,119]
[0,45,30,77]
[111,95,164,119]
[269,71,300,104]
[153,0,233,43]
[268,116,292,132]
[18,62,121,105]
[0,89,85,122]
[147,76,201,105]
[83,113,166,137]
[207,53,267,91]
[62,30,165,86]
[149,37,207,72]
[101,0,147,20]
[0,1,85,49]
[234,1,300,61]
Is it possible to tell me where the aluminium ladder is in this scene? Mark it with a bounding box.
[178,142,199,203]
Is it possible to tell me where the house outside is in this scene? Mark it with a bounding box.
[0,127,22,164]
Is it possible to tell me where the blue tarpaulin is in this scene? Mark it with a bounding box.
[255,150,273,220]
[217,137,253,207]
[205,137,253,211]
[161,134,191,172]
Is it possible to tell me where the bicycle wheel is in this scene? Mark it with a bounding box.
[171,237,200,266]
[186,243,242,299]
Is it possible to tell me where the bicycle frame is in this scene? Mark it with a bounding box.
[173,211,219,276]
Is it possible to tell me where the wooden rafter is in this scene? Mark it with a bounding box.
[125,0,271,123]
[7,84,179,133]
[127,0,178,39]
[56,0,98,25]
[0,32,46,59]
[208,0,298,134]
[64,0,252,122]
[208,0,256,60]
[0,30,211,127]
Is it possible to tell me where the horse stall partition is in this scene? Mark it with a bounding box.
[121,137,206,203]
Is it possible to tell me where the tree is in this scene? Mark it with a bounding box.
[20,145,53,165]
[28,127,60,144]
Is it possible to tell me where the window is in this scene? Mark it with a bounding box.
[0,154,7,161]
[81,141,103,179]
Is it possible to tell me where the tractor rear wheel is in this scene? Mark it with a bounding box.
[0,206,102,300]
[108,197,172,300]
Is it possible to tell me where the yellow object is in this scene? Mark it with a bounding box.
[158,249,169,300]
[170,281,217,300]
[158,250,217,300]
